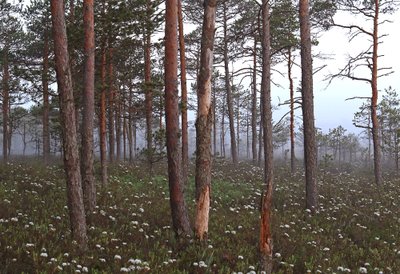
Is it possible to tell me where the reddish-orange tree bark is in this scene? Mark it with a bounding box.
[81,0,96,214]
[165,0,191,237]
[50,0,87,249]
[195,0,217,241]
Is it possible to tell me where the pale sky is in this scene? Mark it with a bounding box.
[272,10,400,135]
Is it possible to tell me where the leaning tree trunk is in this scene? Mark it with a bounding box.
[50,0,87,250]
[371,0,382,186]
[299,0,318,212]
[195,0,217,241]
[81,0,96,214]
[259,0,273,272]
[165,0,192,237]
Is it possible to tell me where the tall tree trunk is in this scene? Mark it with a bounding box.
[81,0,96,214]
[221,95,226,158]
[128,86,134,162]
[259,1,273,272]
[371,0,382,186]
[2,45,9,163]
[299,0,318,212]
[288,48,296,174]
[50,0,87,249]
[165,0,191,237]
[258,103,264,166]
[99,43,108,185]
[213,80,217,155]
[42,31,51,164]
[195,0,217,241]
[145,0,153,173]
[115,91,122,161]
[251,38,258,163]
[108,47,115,163]
[223,4,237,164]
[178,0,189,185]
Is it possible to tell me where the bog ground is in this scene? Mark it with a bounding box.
[0,160,399,273]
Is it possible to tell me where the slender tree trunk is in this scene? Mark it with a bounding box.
[288,48,296,174]
[50,0,87,250]
[252,38,258,163]
[116,91,122,161]
[221,95,226,158]
[223,4,237,164]
[213,80,217,155]
[81,0,96,214]
[259,1,273,272]
[165,0,191,237]
[2,45,9,163]
[299,0,318,212]
[108,48,115,163]
[371,0,382,186]
[195,0,217,241]
[258,103,264,166]
[145,0,153,173]
[178,0,189,185]
[42,31,51,164]
[100,43,108,185]
[128,86,134,162]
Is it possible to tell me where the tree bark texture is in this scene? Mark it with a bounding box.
[81,0,96,214]
[165,0,192,237]
[178,0,189,186]
[259,1,273,272]
[50,0,87,250]
[299,0,318,212]
[195,0,217,241]
[223,3,238,164]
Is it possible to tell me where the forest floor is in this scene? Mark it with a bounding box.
[0,159,399,273]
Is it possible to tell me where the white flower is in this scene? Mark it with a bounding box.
[120,267,129,272]
[323,247,330,251]
[40,253,48,258]
[275,253,281,258]
[114,255,122,260]
[238,255,244,260]
[359,267,368,273]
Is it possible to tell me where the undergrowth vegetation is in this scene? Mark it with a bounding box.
[0,160,399,273]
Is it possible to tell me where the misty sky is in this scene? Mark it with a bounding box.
[271,9,400,135]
